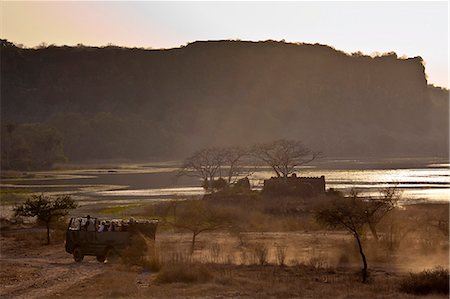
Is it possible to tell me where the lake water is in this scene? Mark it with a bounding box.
[1,158,449,209]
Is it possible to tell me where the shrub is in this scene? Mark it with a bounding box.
[211,178,229,191]
[307,256,327,269]
[252,243,269,265]
[209,243,221,263]
[275,245,287,266]
[143,243,163,272]
[399,267,449,295]
[121,234,148,266]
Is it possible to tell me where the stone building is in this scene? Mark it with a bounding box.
[262,174,325,197]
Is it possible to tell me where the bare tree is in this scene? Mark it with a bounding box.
[222,146,251,184]
[178,146,252,190]
[177,147,225,190]
[167,201,229,254]
[315,195,369,282]
[251,139,320,178]
[314,190,397,283]
[364,187,401,241]
[14,194,77,244]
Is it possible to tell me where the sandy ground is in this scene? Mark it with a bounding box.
[0,232,104,299]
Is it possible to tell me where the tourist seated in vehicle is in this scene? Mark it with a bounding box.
[84,215,95,231]
[68,218,82,230]
[98,221,106,232]
[120,220,128,231]
[108,221,115,232]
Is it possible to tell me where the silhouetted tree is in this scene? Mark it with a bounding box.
[167,201,229,253]
[252,139,320,178]
[178,147,225,190]
[315,195,369,282]
[315,190,398,283]
[14,194,77,244]
[364,187,401,241]
[222,146,251,184]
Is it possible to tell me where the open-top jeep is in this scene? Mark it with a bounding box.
[65,216,158,263]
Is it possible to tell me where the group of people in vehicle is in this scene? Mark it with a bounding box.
[77,215,131,232]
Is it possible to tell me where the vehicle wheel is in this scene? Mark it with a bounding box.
[96,255,106,263]
[105,248,119,263]
[73,247,84,263]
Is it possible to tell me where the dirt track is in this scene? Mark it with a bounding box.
[0,235,105,299]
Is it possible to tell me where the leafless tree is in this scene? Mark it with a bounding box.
[314,190,398,283]
[251,139,321,178]
[167,201,229,253]
[364,186,401,241]
[221,146,252,184]
[315,195,369,282]
[177,147,226,190]
[178,146,252,190]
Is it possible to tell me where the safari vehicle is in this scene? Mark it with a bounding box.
[65,216,158,263]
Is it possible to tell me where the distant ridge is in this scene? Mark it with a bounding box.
[1,39,448,161]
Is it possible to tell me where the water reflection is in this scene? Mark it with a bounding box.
[1,159,448,204]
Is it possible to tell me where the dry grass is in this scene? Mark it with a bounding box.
[4,198,448,298]
[275,245,287,266]
[399,267,449,295]
[120,234,149,266]
[4,225,445,299]
[58,261,445,299]
[251,242,269,265]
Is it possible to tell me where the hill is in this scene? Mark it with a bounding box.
[1,39,448,164]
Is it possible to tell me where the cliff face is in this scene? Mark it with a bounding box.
[1,40,447,160]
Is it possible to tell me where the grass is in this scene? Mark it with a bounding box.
[0,188,31,194]
[4,190,449,298]
[0,188,31,205]
[4,221,449,298]
[139,196,323,233]
[57,261,423,299]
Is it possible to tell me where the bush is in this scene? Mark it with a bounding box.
[252,243,269,265]
[120,234,148,266]
[142,243,163,272]
[211,178,229,191]
[275,245,287,266]
[156,263,213,283]
[399,267,449,295]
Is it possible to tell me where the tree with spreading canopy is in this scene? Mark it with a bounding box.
[314,188,399,283]
[178,146,251,191]
[167,201,229,253]
[14,194,77,244]
[177,147,225,190]
[221,146,250,184]
[364,187,401,241]
[251,139,321,178]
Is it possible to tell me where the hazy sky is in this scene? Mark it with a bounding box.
[1,1,448,88]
